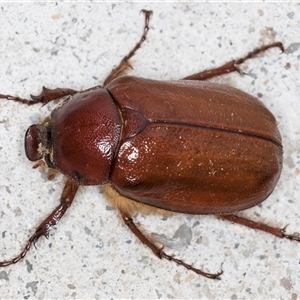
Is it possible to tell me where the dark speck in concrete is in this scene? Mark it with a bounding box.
[26,260,33,273]
[0,271,9,281]
[285,43,300,54]
[155,289,162,299]
[84,226,91,235]
[67,283,76,289]
[26,281,38,296]
[280,277,293,290]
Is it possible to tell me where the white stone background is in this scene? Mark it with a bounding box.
[0,2,299,299]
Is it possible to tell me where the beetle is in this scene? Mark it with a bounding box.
[0,10,299,279]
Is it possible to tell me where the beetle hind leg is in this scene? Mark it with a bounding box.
[121,211,223,279]
[183,42,284,81]
[220,214,300,242]
[0,179,79,267]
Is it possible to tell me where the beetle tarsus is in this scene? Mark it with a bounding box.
[220,214,300,242]
[0,236,34,267]
[0,94,35,105]
[183,41,284,81]
[121,211,222,279]
[160,250,223,279]
[0,179,78,267]
[234,42,284,65]
[103,9,152,86]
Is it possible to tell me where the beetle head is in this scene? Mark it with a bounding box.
[25,117,54,168]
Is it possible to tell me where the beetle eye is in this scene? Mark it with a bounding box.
[25,125,43,161]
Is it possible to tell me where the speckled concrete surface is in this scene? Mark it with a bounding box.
[0,2,299,299]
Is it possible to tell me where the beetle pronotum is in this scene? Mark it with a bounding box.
[0,10,299,279]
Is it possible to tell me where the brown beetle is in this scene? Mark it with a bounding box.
[0,10,299,279]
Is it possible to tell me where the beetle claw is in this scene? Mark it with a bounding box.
[234,65,247,75]
[279,225,300,242]
[281,228,300,242]
[32,235,40,250]
[284,234,300,242]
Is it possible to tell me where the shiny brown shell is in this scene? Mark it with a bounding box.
[106,76,282,214]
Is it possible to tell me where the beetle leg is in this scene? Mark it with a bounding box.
[0,93,34,105]
[0,179,79,267]
[0,87,78,106]
[30,87,78,105]
[183,42,284,81]
[220,214,300,242]
[103,10,152,86]
[121,211,223,279]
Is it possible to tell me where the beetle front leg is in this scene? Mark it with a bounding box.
[103,10,152,86]
[121,211,223,279]
[0,179,79,267]
[0,87,78,106]
[220,214,300,242]
[183,42,284,81]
